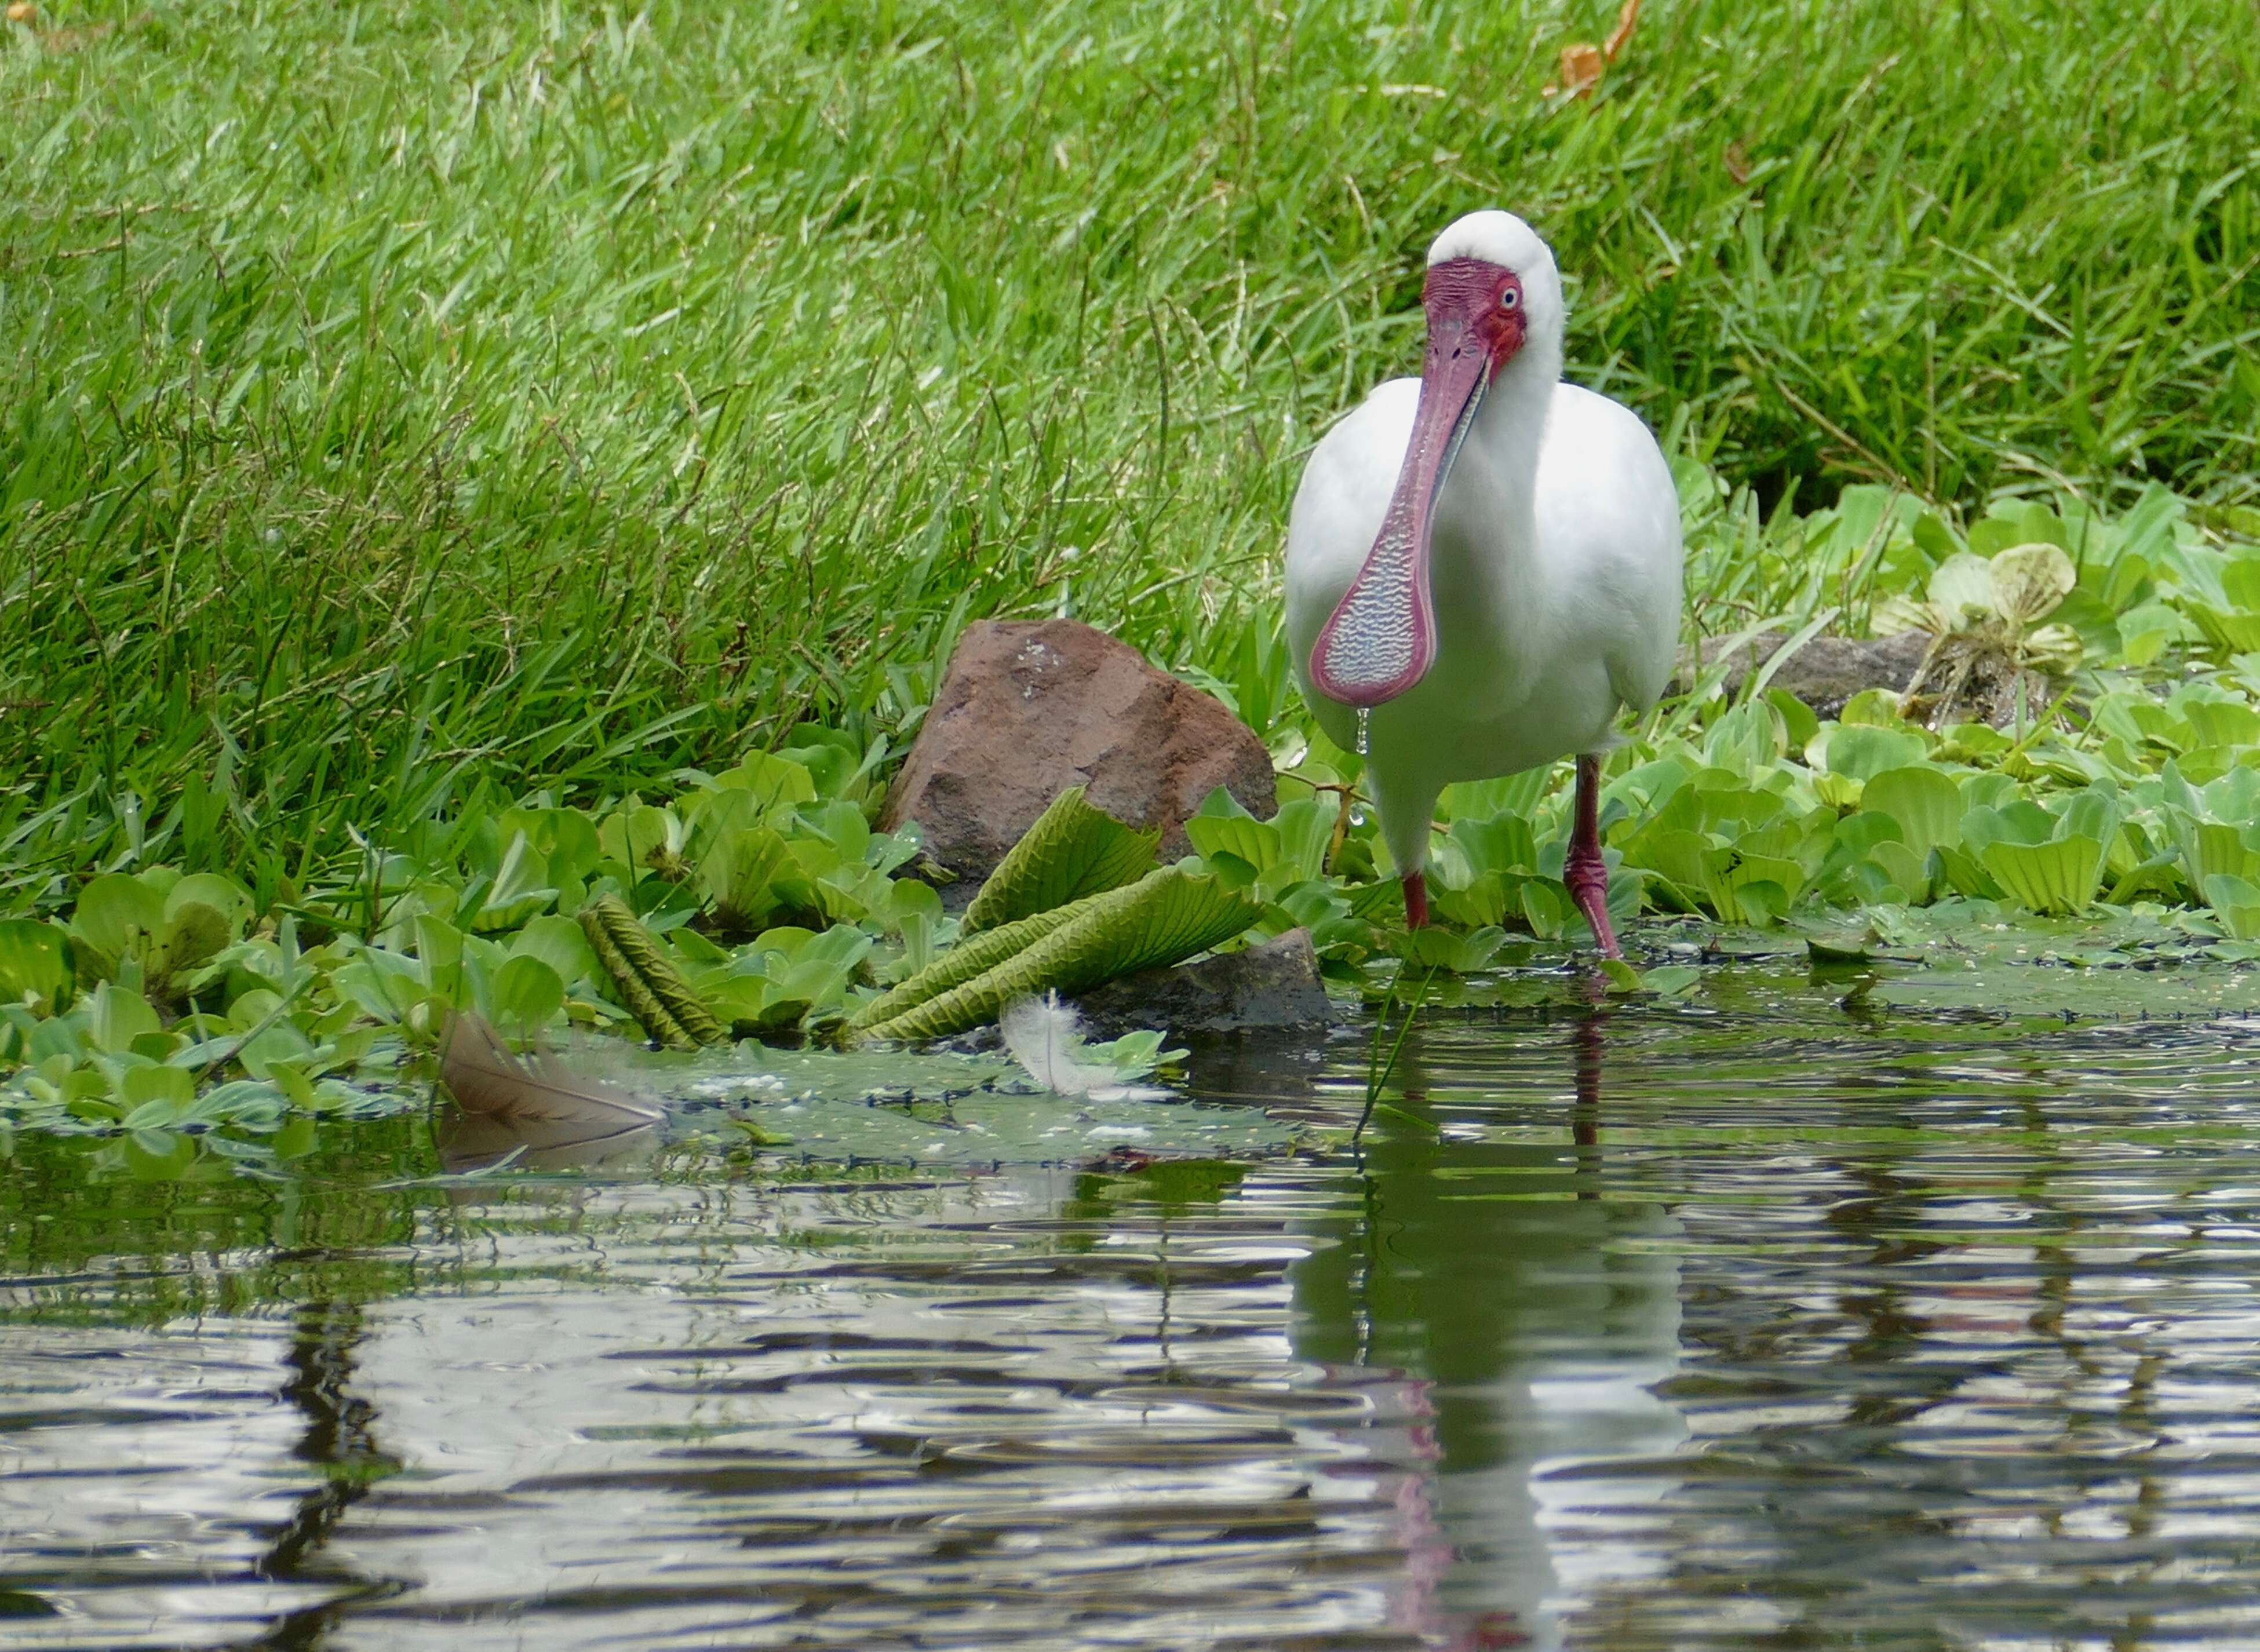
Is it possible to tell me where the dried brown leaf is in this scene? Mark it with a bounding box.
[1603,0,1642,59]
[1554,42,1606,98]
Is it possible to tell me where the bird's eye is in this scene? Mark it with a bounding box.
[1499,289,1520,312]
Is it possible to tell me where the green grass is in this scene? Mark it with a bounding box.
[5,0,2259,907]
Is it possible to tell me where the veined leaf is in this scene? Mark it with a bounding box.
[1990,542,2076,629]
[1702,854,1804,925]
[858,866,1261,1042]
[1982,835,2103,914]
[1859,766,1963,861]
[961,787,1160,932]
[702,826,793,931]
[1867,838,1931,901]
[581,895,725,1048]
[1186,811,1282,876]
[848,903,1083,1031]
[2204,874,2260,941]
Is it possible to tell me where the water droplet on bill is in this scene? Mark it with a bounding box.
[1354,707,1370,757]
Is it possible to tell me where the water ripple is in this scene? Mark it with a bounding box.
[9,1007,2260,1646]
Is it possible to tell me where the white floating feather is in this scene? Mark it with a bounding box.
[1000,993,1165,1102]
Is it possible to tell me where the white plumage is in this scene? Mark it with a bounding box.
[1284,211,1683,954]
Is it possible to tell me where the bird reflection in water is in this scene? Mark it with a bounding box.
[1292,1012,1686,1650]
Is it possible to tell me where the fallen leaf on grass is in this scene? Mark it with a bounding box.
[1551,43,1607,98]
[1544,0,1642,99]
[1603,0,1642,57]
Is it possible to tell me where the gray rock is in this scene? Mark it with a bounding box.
[879,618,1276,889]
[1681,629,1933,720]
[1071,928,1337,1038]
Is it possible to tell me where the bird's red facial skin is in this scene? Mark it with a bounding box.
[1423,258,1526,371]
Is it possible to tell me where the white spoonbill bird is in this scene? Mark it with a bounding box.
[1285,210,1683,956]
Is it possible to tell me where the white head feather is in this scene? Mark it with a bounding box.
[1427,209,1567,355]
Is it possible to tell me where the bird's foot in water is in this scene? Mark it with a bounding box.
[1564,853,1621,959]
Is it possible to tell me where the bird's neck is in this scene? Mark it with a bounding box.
[1431,342,1561,640]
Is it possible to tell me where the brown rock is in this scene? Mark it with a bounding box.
[1071,928,1337,1038]
[880,619,1276,885]
[1681,629,1934,720]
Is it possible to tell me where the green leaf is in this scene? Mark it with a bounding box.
[1642,964,1703,996]
[961,787,1161,933]
[121,1063,196,1119]
[165,873,254,936]
[154,903,232,991]
[70,873,167,975]
[123,1129,197,1180]
[849,903,1082,1031]
[1982,835,2104,914]
[1396,925,1506,973]
[1989,542,2077,628]
[511,914,602,989]
[0,920,73,1015]
[581,894,725,1047]
[1858,766,1964,861]
[505,807,606,890]
[1272,798,1337,882]
[89,983,162,1054]
[490,955,566,1033]
[1599,958,1644,994]
[1704,854,1805,924]
[1821,724,1931,781]
[271,1116,319,1159]
[1448,812,1540,878]
[2205,874,2260,940]
[473,833,557,932]
[1867,838,1931,901]
[716,750,819,811]
[701,825,793,930]
[1927,551,1996,621]
[859,866,1262,1042]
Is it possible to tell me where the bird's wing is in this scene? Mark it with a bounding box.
[1533,384,1685,715]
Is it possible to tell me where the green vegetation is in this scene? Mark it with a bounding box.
[9,0,2259,895]
[7,1,2260,1165]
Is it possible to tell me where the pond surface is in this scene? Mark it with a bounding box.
[9,980,2260,1650]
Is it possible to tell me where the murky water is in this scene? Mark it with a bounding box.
[10,991,2260,1650]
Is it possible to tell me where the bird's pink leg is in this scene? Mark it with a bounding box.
[1566,753,1621,958]
[1402,871,1430,930]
